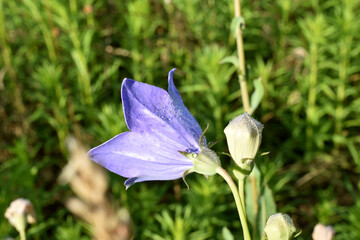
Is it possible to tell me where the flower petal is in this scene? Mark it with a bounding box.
[167,69,205,145]
[88,131,193,188]
[122,77,200,151]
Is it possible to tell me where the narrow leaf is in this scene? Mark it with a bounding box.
[219,56,238,68]
[231,17,245,37]
[222,227,234,240]
[250,78,264,115]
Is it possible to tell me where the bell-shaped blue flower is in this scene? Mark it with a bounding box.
[89,69,220,188]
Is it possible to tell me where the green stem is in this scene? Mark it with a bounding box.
[238,178,245,211]
[20,229,26,240]
[249,174,258,218]
[216,167,251,240]
[233,0,251,113]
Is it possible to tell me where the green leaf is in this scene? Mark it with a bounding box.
[250,78,264,115]
[231,17,245,37]
[257,185,277,239]
[222,227,234,240]
[246,165,277,240]
[93,59,122,93]
[263,184,277,215]
[219,55,239,68]
[256,184,276,239]
[257,195,268,240]
[245,166,261,228]
[82,29,95,59]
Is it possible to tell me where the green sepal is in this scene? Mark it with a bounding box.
[199,123,209,148]
[182,168,195,189]
[232,159,254,178]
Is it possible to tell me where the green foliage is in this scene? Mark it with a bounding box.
[245,166,276,240]
[1,0,360,239]
[336,199,360,240]
[143,205,211,240]
[55,217,90,240]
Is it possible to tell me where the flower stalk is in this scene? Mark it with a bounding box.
[216,167,251,240]
[238,177,246,212]
[234,0,250,113]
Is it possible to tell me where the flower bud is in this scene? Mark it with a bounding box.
[4,198,36,236]
[224,113,263,171]
[312,223,335,240]
[264,213,296,240]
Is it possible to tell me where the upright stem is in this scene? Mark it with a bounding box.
[238,178,245,211]
[249,175,258,217]
[20,229,26,240]
[217,167,251,240]
[234,0,245,76]
[234,0,251,113]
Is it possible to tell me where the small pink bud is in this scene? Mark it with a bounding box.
[5,198,37,226]
[312,223,335,240]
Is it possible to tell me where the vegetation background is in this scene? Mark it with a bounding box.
[1,0,360,239]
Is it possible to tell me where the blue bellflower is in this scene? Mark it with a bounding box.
[89,69,220,189]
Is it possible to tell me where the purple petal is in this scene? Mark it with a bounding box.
[89,131,193,188]
[89,70,205,188]
[122,78,200,151]
[167,69,205,145]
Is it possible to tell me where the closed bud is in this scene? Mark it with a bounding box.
[5,198,36,237]
[224,113,263,172]
[312,223,335,240]
[264,213,296,240]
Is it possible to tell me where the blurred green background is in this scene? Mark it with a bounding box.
[1,0,360,239]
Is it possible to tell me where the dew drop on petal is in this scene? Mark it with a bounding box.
[147,124,153,132]
[154,141,160,148]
